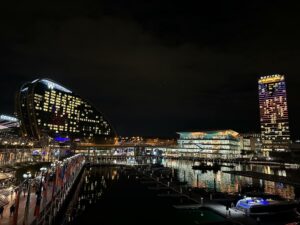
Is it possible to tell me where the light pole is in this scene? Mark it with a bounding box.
[3,141,8,166]
[39,167,48,211]
[40,167,47,174]
[23,172,32,225]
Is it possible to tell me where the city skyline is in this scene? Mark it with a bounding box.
[1,1,300,138]
[1,74,298,140]
[1,2,300,224]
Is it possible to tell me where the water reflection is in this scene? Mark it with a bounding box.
[93,157,297,200]
[162,159,296,200]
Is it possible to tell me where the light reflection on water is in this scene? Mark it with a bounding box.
[161,159,296,200]
[99,157,297,200]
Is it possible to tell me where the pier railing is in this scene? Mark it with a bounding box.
[8,154,85,225]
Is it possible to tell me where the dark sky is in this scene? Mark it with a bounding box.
[1,1,300,138]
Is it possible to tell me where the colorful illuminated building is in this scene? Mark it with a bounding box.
[16,78,116,143]
[176,130,240,158]
[258,75,290,153]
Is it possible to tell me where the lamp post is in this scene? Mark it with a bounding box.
[23,172,32,225]
[50,161,61,225]
[21,142,25,162]
[3,141,8,166]
[40,167,47,173]
[39,167,48,212]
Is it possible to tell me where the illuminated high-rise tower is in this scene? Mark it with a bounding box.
[258,74,290,153]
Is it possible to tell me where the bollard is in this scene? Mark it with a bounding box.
[167,182,170,187]
[201,197,204,206]
[210,193,213,200]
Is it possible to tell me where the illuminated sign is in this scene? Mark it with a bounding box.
[258,74,284,84]
[54,136,71,142]
[41,79,72,93]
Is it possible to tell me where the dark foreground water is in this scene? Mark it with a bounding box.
[111,157,299,200]
[69,166,229,225]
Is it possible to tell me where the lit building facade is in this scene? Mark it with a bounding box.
[0,114,33,147]
[0,114,19,130]
[258,75,290,153]
[16,78,116,143]
[175,130,241,158]
[0,114,20,143]
[240,133,262,153]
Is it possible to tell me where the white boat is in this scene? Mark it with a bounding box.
[236,197,298,215]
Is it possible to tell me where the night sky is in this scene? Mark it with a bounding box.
[1,1,300,138]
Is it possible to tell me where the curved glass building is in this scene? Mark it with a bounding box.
[16,78,116,143]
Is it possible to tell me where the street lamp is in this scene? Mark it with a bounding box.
[23,172,32,225]
[40,167,47,183]
[23,172,32,179]
[23,172,32,190]
[40,167,47,173]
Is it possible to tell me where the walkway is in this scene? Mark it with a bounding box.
[0,184,53,225]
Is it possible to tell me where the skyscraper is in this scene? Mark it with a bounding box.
[16,78,116,143]
[258,74,290,154]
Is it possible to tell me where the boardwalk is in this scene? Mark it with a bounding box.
[0,184,53,225]
[0,154,85,225]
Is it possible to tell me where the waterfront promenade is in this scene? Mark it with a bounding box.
[0,154,85,225]
[0,185,53,225]
[0,156,298,225]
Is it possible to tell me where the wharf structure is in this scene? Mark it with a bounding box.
[75,130,246,160]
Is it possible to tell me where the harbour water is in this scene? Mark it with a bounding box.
[109,157,298,200]
[68,166,229,225]
[64,158,300,225]
[161,159,297,200]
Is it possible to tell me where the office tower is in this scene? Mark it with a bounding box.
[258,74,290,153]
